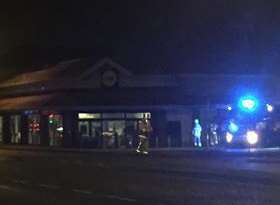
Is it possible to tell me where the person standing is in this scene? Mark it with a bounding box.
[209,123,218,146]
[193,119,202,147]
[136,117,153,154]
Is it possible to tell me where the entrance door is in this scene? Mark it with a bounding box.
[167,121,182,147]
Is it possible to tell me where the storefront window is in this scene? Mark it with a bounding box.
[91,121,102,148]
[78,121,102,148]
[28,114,40,145]
[78,121,90,137]
[102,120,125,148]
[125,121,138,148]
[49,114,63,146]
[77,112,152,149]
[10,115,21,144]
[126,112,151,119]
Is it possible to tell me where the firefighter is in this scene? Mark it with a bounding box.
[209,123,219,146]
[136,117,153,154]
[193,119,202,147]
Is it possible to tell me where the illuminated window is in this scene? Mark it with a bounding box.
[102,120,125,148]
[125,121,138,148]
[126,112,151,119]
[77,112,152,149]
[28,114,40,145]
[48,114,63,146]
[78,113,101,119]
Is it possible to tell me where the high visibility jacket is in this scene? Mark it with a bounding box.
[193,124,202,137]
[138,120,153,136]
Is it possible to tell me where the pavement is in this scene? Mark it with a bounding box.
[0,147,279,204]
[1,144,280,154]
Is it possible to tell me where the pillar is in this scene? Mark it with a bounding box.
[40,114,49,146]
[182,111,193,147]
[151,111,168,147]
[20,114,29,144]
[62,111,78,148]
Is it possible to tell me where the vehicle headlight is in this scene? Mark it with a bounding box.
[226,132,233,143]
[246,131,258,145]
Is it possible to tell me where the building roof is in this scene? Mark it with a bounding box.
[0,57,279,111]
[0,88,231,112]
[0,57,134,88]
[0,59,88,87]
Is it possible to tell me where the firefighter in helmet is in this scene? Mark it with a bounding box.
[136,116,153,154]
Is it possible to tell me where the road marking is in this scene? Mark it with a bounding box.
[0,185,12,191]
[105,194,137,202]
[179,174,278,187]
[72,189,93,195]
[39,184,60,190]
[12,179,28,185]
[194,177,235,185]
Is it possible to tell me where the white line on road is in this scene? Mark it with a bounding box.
[72,189,93,195]
[0,185,13,191]
[179,174,280,188]
[105,194,137,202]
[12,179,28,185]
[39,184,60,190]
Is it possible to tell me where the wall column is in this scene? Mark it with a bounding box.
[40,114,49,146]
[179,109,193,147]
[151,111,168,147]
[21,114,29,145]
[63,111,78,148]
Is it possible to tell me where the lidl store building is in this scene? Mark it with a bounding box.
[0,57,278,148]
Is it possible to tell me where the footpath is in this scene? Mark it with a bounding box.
[0,145,280,157]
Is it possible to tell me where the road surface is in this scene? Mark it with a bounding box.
[0,149,279,204]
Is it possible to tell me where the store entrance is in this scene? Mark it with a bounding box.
[78,112,151,149]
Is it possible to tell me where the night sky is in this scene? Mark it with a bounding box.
[0,0,280,78]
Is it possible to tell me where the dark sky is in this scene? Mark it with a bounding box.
[0,0,280,77]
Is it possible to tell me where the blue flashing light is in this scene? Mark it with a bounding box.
[238,95,259,112]
[229,122,239,133]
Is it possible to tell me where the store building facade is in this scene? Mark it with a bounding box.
[0,57,278,148]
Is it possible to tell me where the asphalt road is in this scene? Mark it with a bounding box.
[0,149,279,205]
